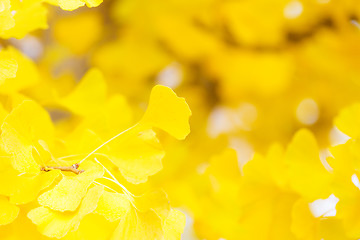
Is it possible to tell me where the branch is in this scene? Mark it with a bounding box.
[41,163,84,175]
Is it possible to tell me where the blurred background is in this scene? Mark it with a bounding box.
[2,0,360,239]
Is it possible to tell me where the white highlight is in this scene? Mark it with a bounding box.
[207,103,257,137]
[309,194,339,217]
[10,36,43,60]
[181,209,198,240]
[351,20,360,29]
[156,62,182,89]
[352,174,360,189]
[229,137,254,167]
[196,162,209,175]
[284,1,303,19]
[329,126,350,146]
[296,98,319,125]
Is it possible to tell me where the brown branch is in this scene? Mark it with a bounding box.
[41,163,84,175]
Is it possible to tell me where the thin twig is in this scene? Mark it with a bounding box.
[40,163,84,174]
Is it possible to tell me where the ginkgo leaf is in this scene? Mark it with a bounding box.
[0,149,60,205]
[0,0,15,34]
[111,208,164,240]
[61,213,118,240]
[335,103,360,139]
[62,128,104,156]
[38,163,104,212]
[84,0,103,8]
[0,56,17,82]
[140,85,191,140]
[107,188,177,240]
[56,0,85,10]
[0,202,51,239]
[206,148,241,202]
[79,94,134,139]
[95,191,130,222]
[50,0,103,11]
[1,100,55,173]
[335,186,360,239]
[0,1,47,39]
[103,127,165,184]
[111,205,185,240]
[28,185,104,238]
[134,190,170,221]
[0,196,19,226]
[83,85,191,184]
[163,209,186,240]
[10,170,61,205]
[291,199,317,239]
[0,157,60,205]
[0,47,39,92]
[95,189,178,239]
[0,158,17,197]
[60,68,107,116]
[285,129,332,201]
[329,141,359,199]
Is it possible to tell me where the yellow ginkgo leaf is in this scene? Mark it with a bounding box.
[0,157,60,205]
[134,190,170,221]
[62,128,104,156]
[141,85,191,140]
[52,0,102,11]
[95,191,130,222]
[10,170,61,205]
[28,186,104,238]
[84,0,103,8]
[205,148,242,203]
[0,158,17,197]
[0,0,15,34]
[163,209,186,240]
[103,127,165,184]
[291,199,317,239]
[0,57,17,82]
[1,100,54,173]
[0,196,19,226]
[60,68,107,116]
[111,208,164,240]
[335,185,360,239]
[111,205,185,240]
[329,141,359,200]
[61,213,118,240]
[0,0,47,39]
[0,102,9,124]
[285,129,332,201]
[108,187,178,240]
[0,202,52,239]
[79,94,134,139]
[56,0,85,10]
[243,143,288,188]
[38,163,104,212]
[335,103,360,139]
[0,47,39,93]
